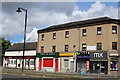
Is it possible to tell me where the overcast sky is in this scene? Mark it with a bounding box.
[1,1,119,44]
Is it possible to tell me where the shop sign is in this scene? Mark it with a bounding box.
[76,51,90,58]
[90,51,107,60]
[59,53,73,56]
[36,52,59,58]
[87,46,96,50]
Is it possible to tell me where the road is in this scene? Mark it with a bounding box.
[1,73,119,80]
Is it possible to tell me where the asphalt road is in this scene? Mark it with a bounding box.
[1,73,119,80]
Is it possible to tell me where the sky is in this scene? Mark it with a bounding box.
[1,1,119,44]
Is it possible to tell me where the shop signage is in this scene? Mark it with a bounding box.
[59,53,73,56]
[87,46,96,50]
[76,51,90,58]
[90,51,107,60]
[36,52,59,58]
[4,56,35,59]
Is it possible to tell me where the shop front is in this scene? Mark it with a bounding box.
[76,51,90,74]
[3,56,36,69]
[59,52,76,72]
[90,51,108,74]
[109,51,119,74]
[36,52,59,72]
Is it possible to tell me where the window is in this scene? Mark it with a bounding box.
[30,60,34,65]
[52,45,56,52]
[112,26,117,34]
[82,29,87,36]
[64,59,69,67]
[97,43,102,50]
[65,31,69,38]
[97,27,102,35]
[11,60,13,64]
[26,59,29,65]
[41,34,44,41]
[110,58,118,70]
[41,46,44,52]
[14,60,16,64]
[53,33,56,39]
[65,45,69,52]
[82,44,87,51]
[112,42,117,50]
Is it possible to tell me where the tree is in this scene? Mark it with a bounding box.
[0,37,11,66]
[0,38,11,54]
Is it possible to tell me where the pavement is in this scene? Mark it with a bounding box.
[1,67,120,79]
[1,73,120,80]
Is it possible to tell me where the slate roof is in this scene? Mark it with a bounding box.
[6,42,37,51]
[38,17,120,33]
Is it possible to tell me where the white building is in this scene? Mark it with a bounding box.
[3,42,37,70]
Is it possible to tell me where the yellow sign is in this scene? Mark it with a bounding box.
[59,53,73,56]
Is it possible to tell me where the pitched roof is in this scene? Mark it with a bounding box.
[38,17,119,33]
[6,42,37,51]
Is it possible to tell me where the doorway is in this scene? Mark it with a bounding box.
[90,61,108,74]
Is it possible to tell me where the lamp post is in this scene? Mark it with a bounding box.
[16,7,27,72]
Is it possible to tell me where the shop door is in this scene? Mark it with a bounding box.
[55,59,58,72]
[70,61,74,72]
[77,61,86,73]
[92,62,107,74]
[39,59,42,70]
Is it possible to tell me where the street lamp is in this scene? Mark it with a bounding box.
[16,7,27,72]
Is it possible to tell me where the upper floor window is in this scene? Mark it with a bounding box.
[52,45,56,52]
[112,26,117,34]
[41,34,44,41]
[53,33,56,39]
[65,31,69,38]
[97,27,102,35]
[82,43,87,51]
[112,42,117,50]
[97,42,102,50]
[65,45,69,52]
[41,46,44,52]
[82,29,87,36]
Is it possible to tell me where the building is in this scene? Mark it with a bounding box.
[3,42,37,70]
[37,17,120,74]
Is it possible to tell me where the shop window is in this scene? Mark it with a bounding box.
[52,45,56,52]
[41,34,44,41]
[97,42,102,50]
[14,60,16,64]
[26,59,29,65]
[41,46,44,52]
[65,31,69,38]
[97,27,102,35]
[65,45,69,52]
[30,61,34,65]
[53,33,56,39]
[82,44,87,51]
[8,60,10,64]
[64,59,69,67]
[82,29,87,36]
[112,26,117,34]
[11,60,13,64]
[43,59,53,67]
[110,58,118,70]
[112,42,117,50]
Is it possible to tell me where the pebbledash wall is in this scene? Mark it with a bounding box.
[37,17,120,74]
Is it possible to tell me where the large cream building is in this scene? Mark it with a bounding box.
[36,17,120,74]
